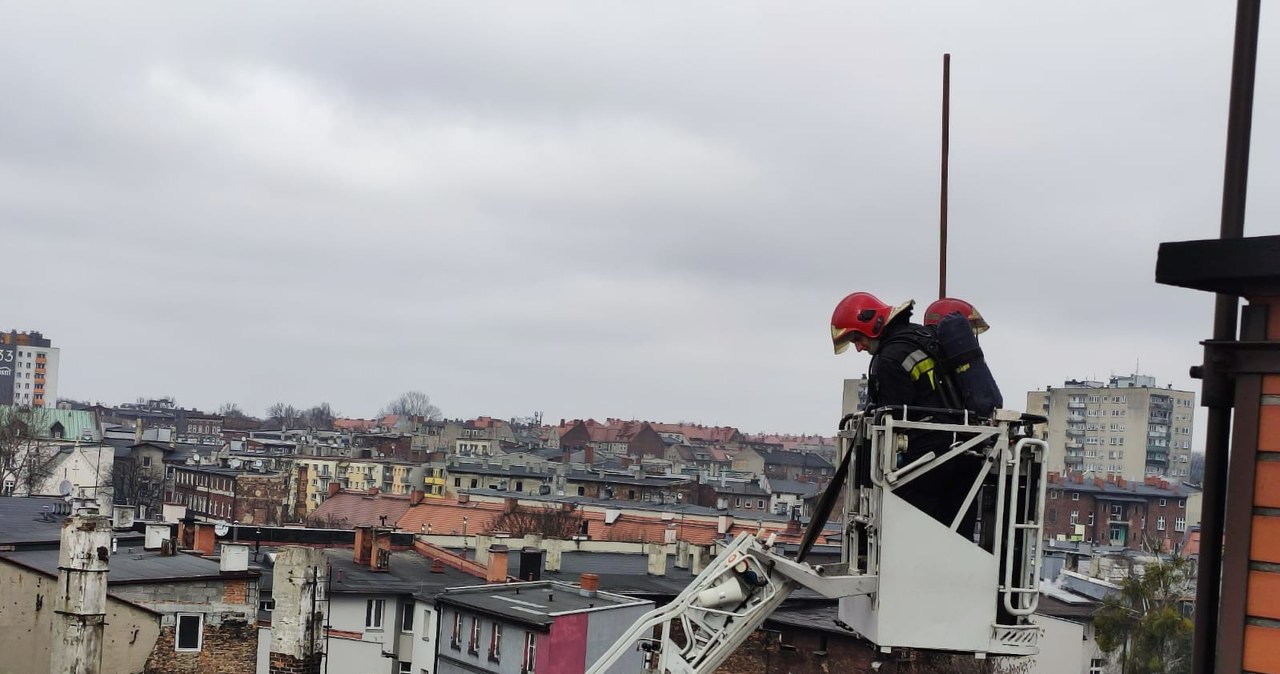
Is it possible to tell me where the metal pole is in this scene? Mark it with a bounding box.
[939,53,950,300]
[1192,2,1261,673]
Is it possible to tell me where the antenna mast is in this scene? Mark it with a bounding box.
[939,53,951,300]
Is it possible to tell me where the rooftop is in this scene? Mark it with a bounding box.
[1,547,256,584]
[0,497,143,548]
[437,580,649,629]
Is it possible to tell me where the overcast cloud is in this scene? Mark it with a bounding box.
[3,2,1278,440]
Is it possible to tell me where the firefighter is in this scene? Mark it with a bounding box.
[831,291,979,538]
[922,297,989,335]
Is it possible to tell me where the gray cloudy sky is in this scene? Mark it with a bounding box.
[4,2,1278,438]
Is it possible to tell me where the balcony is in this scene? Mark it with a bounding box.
[1065,426,1085,437]
[1148,428,1169,438]
[1067,400,1086,409]
[1067,414,1085,423]
[1065,454,1084,465]
[1065,441,1083,450]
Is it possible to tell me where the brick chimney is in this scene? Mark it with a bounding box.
[354,526,373,566]
[409,489,424,506]
[504,497,519,513]
[579,573,599,598]
[327,481,341,498]
[486,544,509,583]
[584,445,595,466]
[367,486,379,496]
[193,522,217,556]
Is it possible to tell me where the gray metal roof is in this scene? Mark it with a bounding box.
[436,581,649,629]
[0,497,143,548]
[1,547,256,584]
[254,548,483,599]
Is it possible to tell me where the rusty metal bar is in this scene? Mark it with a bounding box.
[939,53,950,300]
[1192,2,1262,673]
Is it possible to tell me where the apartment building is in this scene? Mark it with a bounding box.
[1026,374,1196,479]
[0,330,59,408]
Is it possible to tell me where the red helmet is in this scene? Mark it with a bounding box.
[923,297,989,334]
[831,292,893,354]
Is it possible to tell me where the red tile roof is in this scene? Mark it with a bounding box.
[398,499,507,536]
[394,497,811,547]
[307,491,412,529]
[333,418,377,432]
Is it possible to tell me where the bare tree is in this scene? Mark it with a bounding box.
[218,402,250,419]
[112,457,166,512]
[379,391,442,420]
[0,407,60,496]
[302,403,337,431]
[266,402,304,429]
[491,504,584,539]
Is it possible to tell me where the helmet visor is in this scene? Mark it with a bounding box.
[831,325,853,354]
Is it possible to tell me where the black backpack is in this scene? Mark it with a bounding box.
[882,312,1003,418]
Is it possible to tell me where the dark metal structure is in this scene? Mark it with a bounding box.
[1154,4,1272,672]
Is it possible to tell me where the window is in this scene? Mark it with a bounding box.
[489,621,503,662]
[1157,516,1166,531]
[757,499,766,509]
[1176,516,1186,532]
[366,599,385,629]
[454,477,461,487]
[1178,499,1186,508]
[402,601,415,632]
[260,599,274,613]
[175,613,203,652]
[1088,513,1095,526]
[515,481,523,492]
[1159,498,1167,507]
[422,608,432,640]
[1070,510,1079,525]
[451,613,463,650]
[469,617,481,654]
[470,478,478,489]
[1072,493,1080,501]
[1050,490,1058,500]
[523,632,537,673]
[142,456,152,468]
[398,662,412,674]
[1090,657,1107,674]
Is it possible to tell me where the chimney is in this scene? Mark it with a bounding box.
[431,559,445,574]
[367,486,379,496]
[409,489,424,507]
[134,422,143,444]
[646,543,666,576]
[458,492,470,505]
[584,445,595,466]
[144,523,170,551]
[221,543,250,573]
[579,573,599,598]
[327,481,341,499]
[269,547,327,674]
[486,544,509,583]
[505,497,519,514]
[354,526,373,566]
[50,514,112,674]
[193,522,217,556]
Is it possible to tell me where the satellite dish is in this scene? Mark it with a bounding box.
[58,480,73,496]
[213,520,230,537]
[229,458,243,469]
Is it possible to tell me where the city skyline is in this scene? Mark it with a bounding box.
[5,2,1260,442]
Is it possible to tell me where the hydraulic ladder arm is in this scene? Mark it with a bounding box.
[586,532,877,674]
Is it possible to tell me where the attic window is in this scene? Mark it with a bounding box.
[50,422,65,439]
